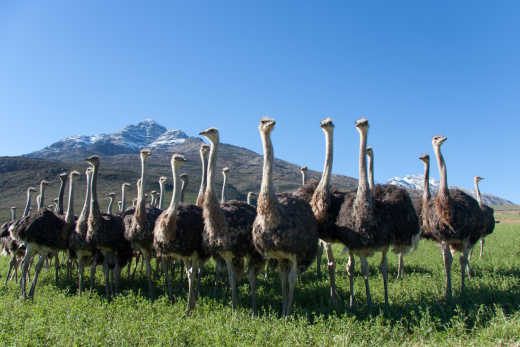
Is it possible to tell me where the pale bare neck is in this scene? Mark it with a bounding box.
[180,180,186,203]
[221,173,227,204]
[137,157,146,212]
[356,130,371,203]
[159,182,165,209]
[423,161,430,202]
[57,178,66,215]
[23,190,32,217]
[301,171,307,186]
[107,197,114,214]
[167,164,181,214]
[205,139,218,206]
[38,183,46,211]
[65,177,75,223]
[10,208,16,221]
[367,152,374,193]
[121,185,127,212]
[197,151,208,205]
[89,164,101,220]
[258,130,277,212]
[78,173,92,225]
[474,180,482,208]
[434,145,448,197]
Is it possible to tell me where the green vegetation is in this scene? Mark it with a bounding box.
[0,222,519,346]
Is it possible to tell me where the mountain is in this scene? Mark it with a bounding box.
[388,174,515,206]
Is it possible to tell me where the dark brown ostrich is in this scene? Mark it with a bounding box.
[335,119,393,308]
[421,135,484,299]
[366,147,421,283]
[293,118,347,304]
[473,176,495,258]
[199,127,264,313]
[15,171,80,298]
[153,154,208,310]
[124,149,162,298]
[252,118,319,317]
[85,155,132,299]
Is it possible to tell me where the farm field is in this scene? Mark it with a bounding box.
[0,221,519,346]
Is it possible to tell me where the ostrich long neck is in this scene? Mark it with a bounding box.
[65,177,75,223]
[23,190,32,217]
[77,171,92,230]
[301,171,307,186]
[433,145,448,198]
[167,162,181,214]
[423,161,431,202]
[197,151,208,206]
[221,173,227,204]
[356,129,372,204]
[474,180,483,208]
[121,185,127,212]
[107,197,113,214]
[205,139,218,205]
[38,182,46,211]
[258,130,279,220]
[180,180,186,203]
[367,152,374,193]
[10,208,16,221]
[89,163,101,221]
[137,156,146,212]
[159,182,165,209]
[317,129,333,193]
[57,178,66,215]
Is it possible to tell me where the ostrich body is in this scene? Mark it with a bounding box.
[180,173,188,203]
[252,118,319,316]
[421,136,483,299]
[367,147,421,282]
[196,144,210,207]
[85,155,132,299]
[473,176,495,258]
[124,149,162,298]
[199,127,264,313]
[153,154,208,309]
[16,171,80,298]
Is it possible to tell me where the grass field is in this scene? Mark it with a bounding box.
[0,221,519,346]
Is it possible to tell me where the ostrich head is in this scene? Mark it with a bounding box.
[474,176,484,183]
[200,144,210,155]
[320,117,334,132]
[171,153,187,169]
[222,167,230,175]
[27,187,37,194]
[106,192,116,198]
[59,172,68,181]
[180,173,188,183]
[419,153,430,164]
[85,155,100,167]
[53,198,59,204]
[140,149,152,162]
[300,166,308,174]
[122,182,131,188]
[70,170,80,180]
[40,180,50,186]
[366,146,373,158]
[159,176,168,184]
[199,127,219,144]
[432,135,447,147]
[355,118,369,135]
[259,117,275,134]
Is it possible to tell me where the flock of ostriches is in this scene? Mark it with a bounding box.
[0,118,495,317]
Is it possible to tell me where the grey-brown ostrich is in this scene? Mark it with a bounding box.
[473,176,495,258]
[421,135,483,299]
[196,144,210,207]
[253,118,319,317]
[158,176,168,210]
[366,146,420,291]
[199,127,264,313]
[153,154,208,309]
[15,171,80,298]
[124,149,162,298]
[85,155,132,299]
[180,173,189,203]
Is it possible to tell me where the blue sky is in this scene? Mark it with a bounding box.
[1,1,518,202]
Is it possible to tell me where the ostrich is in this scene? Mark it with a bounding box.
[247,192,257,206]
[196,144,210,207]
[221,167,230,204]
[56,172,68,215]
[16,170,80,298]
[252,118,319,316]
[300,166,308,186]
[120,182,131,212]
[180,174,189,203]
[473,176,495,258]
[421,135,483,299]
[366,146,420,290]
[199,127,264,313]
[105,192,116,214]
[85,155,132,299]
[158,176,168,210]
[124,149,162,298]
[150,191,158,208]
[36,180,50,212]
[153,154,208,309]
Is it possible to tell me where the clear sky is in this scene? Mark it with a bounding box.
[1,1,518,203]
